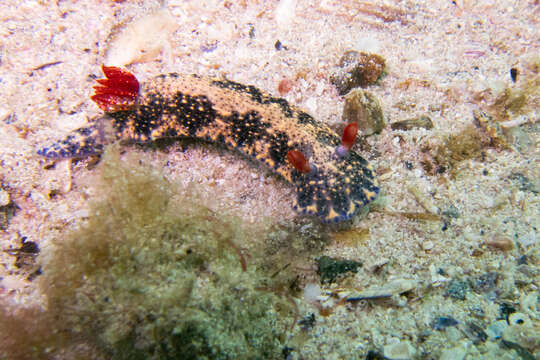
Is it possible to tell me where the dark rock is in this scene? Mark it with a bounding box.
[471,272,499,293]
[365,350,385,360]
[316,256,362,284]
[463,322,488,344]
[499,303,516,322]
[501,340,535,360]
[298,313,316,331]
[432,316,459,331]
[446,278,469,300]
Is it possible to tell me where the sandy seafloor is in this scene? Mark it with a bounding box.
[0,0,539,359]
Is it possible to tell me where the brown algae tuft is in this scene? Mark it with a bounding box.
[331,51,386,95]
[28,148,288,359]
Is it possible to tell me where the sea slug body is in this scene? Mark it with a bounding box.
[38,66,379,222]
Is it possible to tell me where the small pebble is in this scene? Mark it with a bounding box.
[486,320,508,340]
[441,205,460,219]
[446,279,469,300]
[508,173,539,194]
[439,345,467,360]
[383,341,415,360]
[432,316,459,331]
[277,78,293,95]
[471,272,498,293]
[0,108,11,123]
[510,68,518,82]
[508,312,530,327]
[0,188,10,207]
[390,115,434,131]
[486,235,515,251]
[422,241,434,251]
[342,89,385,135]
[520,292,538,316]
[502,322,539,351]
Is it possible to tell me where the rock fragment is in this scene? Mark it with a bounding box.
[347,279,418,301]
[390,115,434,130]
[342,89,385,135]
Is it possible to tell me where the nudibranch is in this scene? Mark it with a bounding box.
[38,66,379,222]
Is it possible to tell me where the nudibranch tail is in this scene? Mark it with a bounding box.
[91,65,140,112]
[37,123,105,159]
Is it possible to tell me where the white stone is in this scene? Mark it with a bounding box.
[383,340,415,360]
[422,241,434,251]
[275,0,297,28]
[303,283,321,302]
[440,345,467,360]
[106,9,178,66]
[0,189,9,207]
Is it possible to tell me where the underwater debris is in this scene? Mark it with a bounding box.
[339,2,410,26]
[331,51,386,95]
[31,60,63,72]
[510,68,519,82]
[472,110,510,150]
[346,279,418,301]
[3,236,40,270]
[508,173,540,194]
[488,77,539,121]
[423,122,489,176]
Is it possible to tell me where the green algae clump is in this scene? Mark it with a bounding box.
[38,148,285,359]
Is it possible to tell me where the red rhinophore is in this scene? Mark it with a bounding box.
[341,123,358,150]
[287,150,311,174]
[91,65,140,112]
